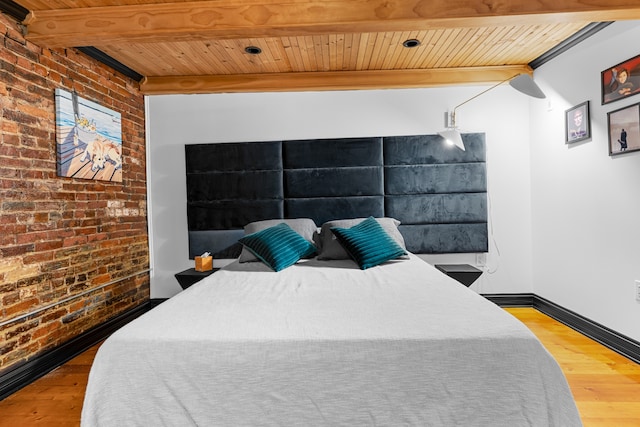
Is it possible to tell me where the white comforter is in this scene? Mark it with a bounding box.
[82,255,581,426]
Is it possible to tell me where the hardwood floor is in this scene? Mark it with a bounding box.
[0,308,638,426]
[0,343,101,427]
[505,308,640,427]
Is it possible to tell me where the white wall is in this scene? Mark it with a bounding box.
[530,21,640,341]
[146,20,640,343]
[147,86,534,298]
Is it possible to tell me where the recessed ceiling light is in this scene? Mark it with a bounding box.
[245,46,262,55]
[402,39,421,48]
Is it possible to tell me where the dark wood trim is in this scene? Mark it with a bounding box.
[482,293,534,307]
[76,47,144,82]
[0,301,151,401]
[484,292,640,364]
[149,298,168,308]
[533,294,640,364]
[529,22,613,69]
[0,0,29,21]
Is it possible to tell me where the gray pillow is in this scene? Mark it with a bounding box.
[239,218,318,263]
[315,217,406,260]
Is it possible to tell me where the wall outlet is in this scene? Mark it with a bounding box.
[636,280,640,302]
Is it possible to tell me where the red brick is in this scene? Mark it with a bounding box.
[40,308,67,323]
[0,341,17,356]
[0,243,35,257]
[2,291,20,306]
[16,231,48,244]
[4,298,39,317]
[5,320,39,340]
[0,12,149,374]
[34,240,63,251]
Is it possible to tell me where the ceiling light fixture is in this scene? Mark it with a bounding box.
[438,73,546,151]
[402,39,421,48]
[245,46,262,55]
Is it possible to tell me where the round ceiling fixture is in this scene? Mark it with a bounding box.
[245,46,262,55]
[402,39,421,48]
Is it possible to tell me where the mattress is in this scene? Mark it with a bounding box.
[81,254,581,426]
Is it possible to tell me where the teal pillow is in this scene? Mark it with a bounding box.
[238,223,317,271]
[239,218,318,263]
[331,216,407,270]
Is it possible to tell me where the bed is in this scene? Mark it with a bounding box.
[83,133,579,425]
[82,218,581,426]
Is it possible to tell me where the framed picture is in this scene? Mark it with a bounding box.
[55,88,123,182]
[607,102,640,156]
[601,53,640,105]
[565,101,591,143]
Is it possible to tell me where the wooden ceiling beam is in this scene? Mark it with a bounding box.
[22,0,640,48]
[139,64,534,95]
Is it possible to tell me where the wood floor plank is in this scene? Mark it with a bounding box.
[505,307,640,426]
[0,309,638,426]
[0,343,100,427]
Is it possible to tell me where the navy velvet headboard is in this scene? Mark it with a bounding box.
[186,134,487,258]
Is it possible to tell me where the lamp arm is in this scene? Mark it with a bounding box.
[450,75,515,125]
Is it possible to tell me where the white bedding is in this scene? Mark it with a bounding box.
[82,255,581,426]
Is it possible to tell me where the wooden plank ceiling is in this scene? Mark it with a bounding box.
[11,1,640,94]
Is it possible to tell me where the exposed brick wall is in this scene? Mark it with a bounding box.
[0,13,149,372]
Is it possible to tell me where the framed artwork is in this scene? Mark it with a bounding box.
[565,101,591,144]
[55,88,123,182]
[601,53,640,105]
[607,102,640,156]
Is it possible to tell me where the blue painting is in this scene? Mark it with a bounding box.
[55,89,123,182]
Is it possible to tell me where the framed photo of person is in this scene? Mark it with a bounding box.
[601,54,640,105]
[565,101,591,144]
[607,102,640,156]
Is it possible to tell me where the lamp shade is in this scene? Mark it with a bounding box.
[509,74,546,99]
[438,129,465,151]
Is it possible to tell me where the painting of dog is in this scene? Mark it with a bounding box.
[55,88,123,182]
[81,136,122,171]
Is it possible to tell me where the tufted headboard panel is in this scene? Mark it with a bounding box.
[185,133,487,258]
[283,137,385,225]
[383,134,487,253]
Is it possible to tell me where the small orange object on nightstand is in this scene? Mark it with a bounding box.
[195,255,213,272]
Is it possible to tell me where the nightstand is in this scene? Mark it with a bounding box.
[174,268,219,290]
[435,264,482,287]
